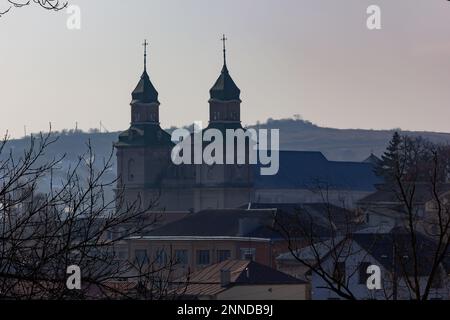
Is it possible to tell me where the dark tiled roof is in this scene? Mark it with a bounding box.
[131,70,159,104]
[254,151,381,191]
[282,228,450,276]
[247,203,359,233]
[146,204,355,240]
[116,124,174,147]
[352,229,449,276]
[145,209,276,238]
[174,260,305,296]
[209,65,241,102]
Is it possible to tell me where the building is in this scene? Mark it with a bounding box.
[120,203,359,279]
[358,183,450,231]
[115,40,381,213]
[276,227,450,300]
[124,209,281,277]
[172,259,310,300]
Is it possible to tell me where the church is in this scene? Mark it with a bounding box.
[115,38,380,213]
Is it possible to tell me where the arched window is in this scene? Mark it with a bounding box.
[128,159,135,181]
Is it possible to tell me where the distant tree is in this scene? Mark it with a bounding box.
[0,0,68,17]
[376,132,402,182]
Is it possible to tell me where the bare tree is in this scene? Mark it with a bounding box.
[273,188,368,300]
[0,131,183,300]
[274,136,450,300]
[0,0,67,17]
[375,134,450,300]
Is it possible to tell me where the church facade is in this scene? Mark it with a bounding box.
[115,40,380,213]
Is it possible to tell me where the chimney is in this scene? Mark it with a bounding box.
[220,269,231,287]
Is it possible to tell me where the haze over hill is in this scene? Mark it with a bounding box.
[5,118,450,165]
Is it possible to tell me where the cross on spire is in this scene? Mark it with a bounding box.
[143,39,149,71]
[221,34,228,67]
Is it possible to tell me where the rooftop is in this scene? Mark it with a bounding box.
[173,259,306,297]
[254,151,381,191]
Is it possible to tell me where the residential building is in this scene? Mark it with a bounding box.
[276,227,450,300]
[172,259,310,300]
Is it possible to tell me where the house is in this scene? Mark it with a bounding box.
[276,227,450,300]
[121,204,357,277]
[172,259,310,300]
[124,209,281,278]
[358,183,450,231]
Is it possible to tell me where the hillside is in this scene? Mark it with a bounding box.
[5,118,450,165]
[249,119,450,161]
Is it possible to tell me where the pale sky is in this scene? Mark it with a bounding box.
[1,0,450,138]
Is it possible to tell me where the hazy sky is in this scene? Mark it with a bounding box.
[1,0,450,138]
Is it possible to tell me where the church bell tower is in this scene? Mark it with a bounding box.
[115,40,174,211]
[194,35,253,211]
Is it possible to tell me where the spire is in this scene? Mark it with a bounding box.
[221,34,227,69]
[143,39,148,72]
[209,35,241,102]
[131,39,159,104]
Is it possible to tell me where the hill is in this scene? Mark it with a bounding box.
[6,119,450,164]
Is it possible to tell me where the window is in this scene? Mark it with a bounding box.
[359,262,372,284]
[333,262,346,285]
[175,249,188,265]
[217,250,231,263]
[213,112,220,121]
[135,249,149,265]
[155,249,168,266]
[128,159,135,181]
[240,248,256,261]
[196,250,210,265]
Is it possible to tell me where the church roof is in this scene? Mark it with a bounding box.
[131,70,159,104]
[363,153,381,165]
[254,151,381,191]
[209,64,241,102]
[116,123,173,147]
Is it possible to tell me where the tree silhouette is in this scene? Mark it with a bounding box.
[0,0,68,17]
[0,131,187,299]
